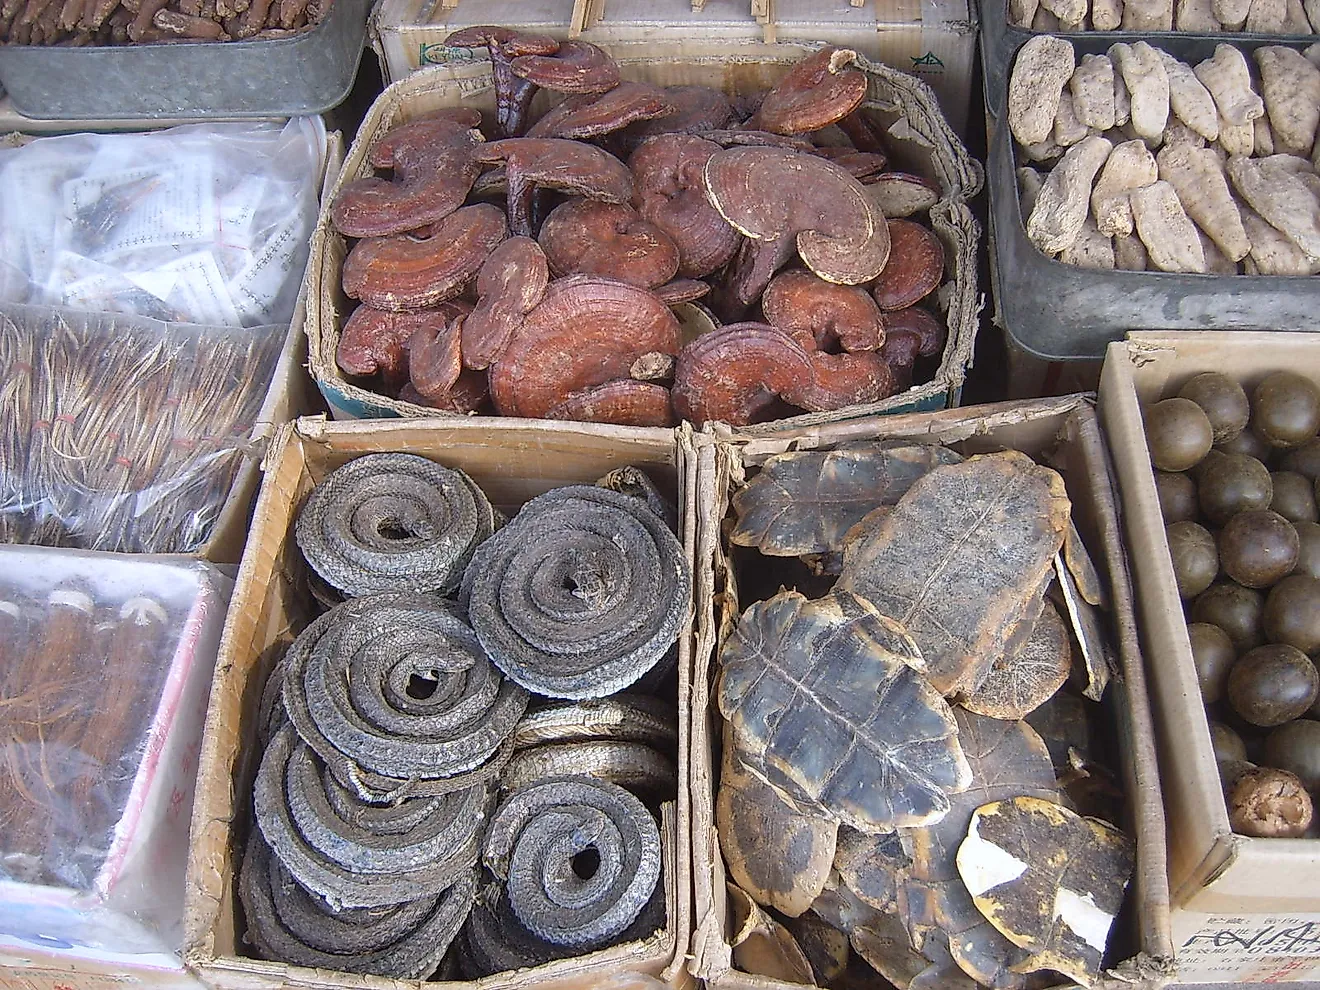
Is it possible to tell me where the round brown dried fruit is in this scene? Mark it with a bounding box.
[1228,644,1320,726]
[1227,765,1313,837]
[1189,623,1236,705]
[1167,520,1219,599]
[1144,397,1213,473]
[1178,371,1250,444]
[1218,509,1299,589]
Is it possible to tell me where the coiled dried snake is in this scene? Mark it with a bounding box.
[281,592,527,802]
[463,486,691,700]
[483,776,662,948]
[296,453,499,597]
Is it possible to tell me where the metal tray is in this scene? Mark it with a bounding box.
[981,8,1318,121]
[989,41,1320,361]
[0,0,369,120]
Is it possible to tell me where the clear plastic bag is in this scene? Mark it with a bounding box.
[0,117,325,328]
[0,548,233,951]
[0,302,282,553]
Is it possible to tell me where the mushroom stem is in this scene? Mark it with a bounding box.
[727,235,795,309]
[505,164,535,238]
[838,110,887,153]
[498,63,538,138]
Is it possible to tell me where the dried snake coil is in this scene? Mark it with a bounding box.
[463,486,691,700]
[239,833,476,979]
[254,723,493,909]
[483,776,662,949]
[281,592,528,802]
[296,452,500,598]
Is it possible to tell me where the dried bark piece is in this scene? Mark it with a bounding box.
[719,590,972,833]
[463,485,690,699]
[704,146,890,285]
[538,198,679,288]
[337,305,458,387]
[239,834,476,977]
[471,138,632,238]
[872,219,945,311]
[1256,47,1320,159]
[900,711,1060,986]
[962,604,1072,720]
[511,40,620,95]
[1008,36,1075,148]
[762,269,886,352]
[730,443,963,557]
[671,323,813,427]
[461,235,547,371]
[718,727,838,918]
[488,276,681,419]
[1156,143,1247,262]
[1228,155,1320,259]
[253,723,491,908]
[153,9,227,36]
[342,204,507,311]
[1195,45,1264,128]
[280,594,527,802]
[838,451,1071,697]
[630,133,740,279]
[296,452,499,597]
[1132,180,1207,274]
[1070,55,1116,133]
[545,379,676,427]
[483,776,660,947]
[958,797,1133,987]
[1028,135,1113,256]
[444,27,559,138]
[749,46,868,135]
[865,172,941,218]
[526,82,675,139]
[1109,43,1169,143]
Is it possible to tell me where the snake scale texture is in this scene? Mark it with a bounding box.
[296,453,500,598]
[463,485,691,700]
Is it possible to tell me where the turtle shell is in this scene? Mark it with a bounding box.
[1054,554,1112,702]
[900,710,1059,988]
[731,444,964,557]
[1023,689,1096,773]
[719,590,971,832]
[785,913,851,985]
[834,827,912,914]
[849,912,947,990]
[716,725,839,917]
[727,883,814,984]
[1063,521,1106,607]
[957,796,1134,987]
[962,603,1073,720]
[838,451,1071,697]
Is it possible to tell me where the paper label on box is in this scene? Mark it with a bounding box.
[1175,913,1320,982]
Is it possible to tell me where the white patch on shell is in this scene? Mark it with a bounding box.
[0,600,20,619]
[1053,885,1115,953]
[120,596,168,625]
[48,589,94,613]
[956,814,1029,896]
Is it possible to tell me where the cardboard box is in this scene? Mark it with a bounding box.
[182,415,700,990]
[1099,332,1320,984]
[687,395,1176,989]
[306,50,982,429]
[368,0,977,136]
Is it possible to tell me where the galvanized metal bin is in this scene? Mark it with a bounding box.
[0,0,370,119]
[989,34,1320,361]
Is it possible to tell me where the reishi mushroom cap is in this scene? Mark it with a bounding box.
[488,275,682,418]
[630,133,739,279]
[461,235,549,371]
[510,40,621,94]
[471,138,633,237]
[871,218,945,311]
[526,82,675,139]
[784,350,897,413]
[704,146,891,285]
[749,47,868,135]
[337,304,466,386]
[864,172,941,218]
[546,379,677,427]
[367,107,485,169]
[671,322,814,426]
[341,203,508,310]
[621,85,737,148]
[537,198,680,288]
[405,311,465,400]
[762,269,886,352]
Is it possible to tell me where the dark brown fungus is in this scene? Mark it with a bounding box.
[620,85,736,150]
[812,147,889,181]
[654,279,710,305]
[784,351,897,412]
[471,138,633,238]
[337,306,458,387]
[526,82,675,139]
[630,134,739,279]
[399,369,491,415]
[331,114,482,238]
[538,198,679,288]
[696,129,817,152]
[342,204,508,311]
[748,47,868,135]
[837,108,890,154]
[546,380,677,427]
[488,276,682,418]
[444,27,559,138]
[461,236,548,371]
[704,146,890,285]
[721,236,798,315]
[511,40,620,95]
[871,219,945,311]
[406,313,465,400]
[762,269,886,352]
[866,171,941,217]
[879,307,945,390]
[671,323,813,426]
